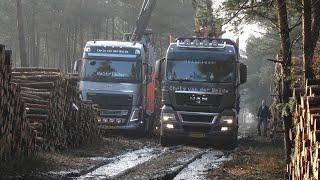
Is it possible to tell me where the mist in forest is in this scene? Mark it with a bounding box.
[0,0,195,71]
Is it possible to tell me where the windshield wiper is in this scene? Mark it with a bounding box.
[170,79,194,82]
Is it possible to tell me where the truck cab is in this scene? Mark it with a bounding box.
[155,38,247,147]
[77,40,153,131]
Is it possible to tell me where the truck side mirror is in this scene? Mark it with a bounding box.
[240,63,247,84]
[155,59,162,80]
[146,65,152,82]
[73,59,83,74]
[148,65,153,75]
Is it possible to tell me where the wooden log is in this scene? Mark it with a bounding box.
[18,82,54,89]
[12,75,59,81]
[12,67,60,72]
[21,97,49,105]
[21,92,46,101]
[20,86,52,92]
[25,108,49,115]
[21,91,51,99]
[26,114,48,121]
[24,103,49,109]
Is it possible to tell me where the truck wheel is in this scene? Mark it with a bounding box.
[143,114,153,136]
[160,136,172,147]
[224,134,238,150]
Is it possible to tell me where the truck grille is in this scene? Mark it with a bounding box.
[181,114,214,123]
[87,93,133,109]
[182,125,212,133]
[175,93,222,107]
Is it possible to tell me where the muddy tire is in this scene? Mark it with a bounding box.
[223,132,238,150]
[160,136,172,147]
[224,138,237,150]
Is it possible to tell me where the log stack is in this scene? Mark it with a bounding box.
[0,45,35,161]
[10,68,100,151]
[0,44,99,162]
[288,79,320,179]
[11,67,60,148]
[45,74,100,150]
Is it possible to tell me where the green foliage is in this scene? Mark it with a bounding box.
[220,0,302,34]
[276,97,296,118]
[190,0,222,37]
[240,35,278,113]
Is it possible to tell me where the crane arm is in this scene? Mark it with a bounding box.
[130,0,157,42]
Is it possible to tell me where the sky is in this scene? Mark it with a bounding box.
[212,0,263,51]
[222,24,263,51]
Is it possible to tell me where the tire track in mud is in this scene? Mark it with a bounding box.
[120,146,208,180]
[75,147,165,179]
[71,145,231,180]
[174,151,232,180]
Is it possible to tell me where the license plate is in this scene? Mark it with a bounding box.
[105,126,116,129]
[103,118,109,122]
[190,132,206,138]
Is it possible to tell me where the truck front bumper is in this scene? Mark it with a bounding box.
[97,121,144,130]
[161,122,237,141]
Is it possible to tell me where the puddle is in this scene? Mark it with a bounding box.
[76,147,162,179]
[174,150,231,180]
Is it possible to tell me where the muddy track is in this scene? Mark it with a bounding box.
[71,144,231,180]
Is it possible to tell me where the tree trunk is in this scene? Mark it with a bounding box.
[276,0,292,167]
[302,0,313,80]
[35,28,40,67]
[310,0,320,68]
[106,17,109,40]
[112,16,115,40]
[30,10,36,67]
[73,24,78,62]
[16,0,28,67]
[45,33,50,67]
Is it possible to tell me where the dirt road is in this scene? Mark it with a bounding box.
[1,130,284,180]
[75,145,231,180]
[31,133,234,180]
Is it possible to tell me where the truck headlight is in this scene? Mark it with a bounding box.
[161,106,177,122]
[162,112,176,121]
[221,116,234,125]
[130,108,140,122]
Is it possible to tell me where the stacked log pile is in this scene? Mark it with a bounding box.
[11,67,59,148]
[0,44,99,162]
[46,74,100,150]
[288,79,320,179]
[10,68,100,150]
[0,45,35,161]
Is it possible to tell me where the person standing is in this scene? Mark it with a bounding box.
[257,99,271,136]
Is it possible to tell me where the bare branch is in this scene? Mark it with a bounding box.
[266,58,284,64]
[223,0,250,25]
[288,15,302,31]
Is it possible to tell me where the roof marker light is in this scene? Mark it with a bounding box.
[193,39,200,46]
[84,47,91,52]
[184,39,191,46]
[135,49,141,55]
[203,39,209,47]
[212,40,218,47]
[176,38,229,49]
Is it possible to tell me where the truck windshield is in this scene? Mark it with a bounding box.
[166,59,234,83]
[82,59,141,83]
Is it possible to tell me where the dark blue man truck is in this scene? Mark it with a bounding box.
[154,38,247,147]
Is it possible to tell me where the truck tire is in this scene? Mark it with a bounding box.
[224,133,238,150]
[160,136,172,147]
[225,138,237,150]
